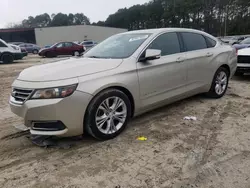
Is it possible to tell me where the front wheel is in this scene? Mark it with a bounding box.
[1,53,14,64]
[206,67,229,98]
[84,89,131,140]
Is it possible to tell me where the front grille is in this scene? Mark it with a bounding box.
[238,56,250,64]
[11,88,33,103]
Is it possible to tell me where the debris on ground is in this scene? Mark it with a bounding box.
[137,136,147,141]
[13,124,30,131]
[184,116,197,121]
[27,134,83,149]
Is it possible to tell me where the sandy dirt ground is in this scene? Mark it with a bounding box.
[0,55,250,188]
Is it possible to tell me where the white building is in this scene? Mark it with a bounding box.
[34,25,128,46]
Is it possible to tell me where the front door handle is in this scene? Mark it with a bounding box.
[206,52,213,57]
[176,57,185,63]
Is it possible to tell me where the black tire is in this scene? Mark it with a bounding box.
[206,67,229,98]
[72,51,80,56]
[84,89,132,140]
[1,53,14,64]
[33,49,38,54]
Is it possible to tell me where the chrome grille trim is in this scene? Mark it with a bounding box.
[11,88,34,104]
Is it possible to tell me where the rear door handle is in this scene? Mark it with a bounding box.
[176,57,185,63]
[206,52,213,57]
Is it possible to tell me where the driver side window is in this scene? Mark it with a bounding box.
[56,43,64,48]
[148,32,181,56]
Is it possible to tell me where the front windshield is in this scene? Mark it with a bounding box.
[50,43,59,48]
[240,38,250,44]
[84,33,151,59]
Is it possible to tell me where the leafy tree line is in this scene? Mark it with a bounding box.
[7,0,250,36]
[9,13,90,28]
[96,0,250,36]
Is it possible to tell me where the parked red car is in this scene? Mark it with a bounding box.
[38,42,85,57]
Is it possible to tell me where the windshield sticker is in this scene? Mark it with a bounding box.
[129,35,149,42]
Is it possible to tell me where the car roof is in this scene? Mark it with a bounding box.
[122,28,213,37]
[119,28,216,40]
[122,28,206,34]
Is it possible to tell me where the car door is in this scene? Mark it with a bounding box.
[25,44,33,53]
[180,32,217,91]
[64,42,74,55]
[137,32,187,107]
[54,42,65,55]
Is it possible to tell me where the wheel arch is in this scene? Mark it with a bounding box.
[0,52,13,59]
[84,85,135,119]
[220,64,231,77]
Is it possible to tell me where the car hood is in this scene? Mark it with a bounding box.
[238,47,250,56]
[17,57,123,82]
[8,44,21,53]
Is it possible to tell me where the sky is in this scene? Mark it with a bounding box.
[0,0,149,28]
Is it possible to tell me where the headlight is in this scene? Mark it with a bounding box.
[31,84,77,99]
[11,46,19,50]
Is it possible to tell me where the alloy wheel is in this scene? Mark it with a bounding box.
[95,97,127,135]
[215,71,228,95]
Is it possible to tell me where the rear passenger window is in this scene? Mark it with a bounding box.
[205,36,217,48]
[148,32,180,56]
[181,32,207,51]
[65,42,73,47]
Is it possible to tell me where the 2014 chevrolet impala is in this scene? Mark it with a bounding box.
[9,28,237,140]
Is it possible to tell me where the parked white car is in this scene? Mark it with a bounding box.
[0,39,25,63]
[235,47,250,76]
[9,28,237,140]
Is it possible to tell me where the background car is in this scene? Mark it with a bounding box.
[220,36,248,45]
[233,37,250,50]
[235,47,250,76]
[9,42,25,46]
[80,40,97,49]
[9,42,28,57]
[19,43,41,54]
[38,42,85,57]
[8,44,27,60]
[0,39,26,63]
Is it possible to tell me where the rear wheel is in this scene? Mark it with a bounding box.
[1,53,14,64]
[33,49,38,54]
[206,67,229,98]
[84,89,131,140]
[73,51,80,56]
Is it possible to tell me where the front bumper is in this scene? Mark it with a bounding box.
[13,52,27,60]
[9,90,93,137]
[236,63,250,73]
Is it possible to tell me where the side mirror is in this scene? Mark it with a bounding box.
[139,49,161,62]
